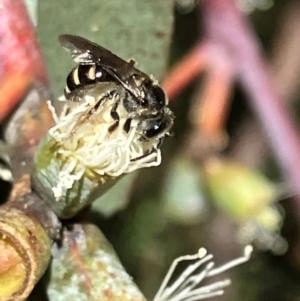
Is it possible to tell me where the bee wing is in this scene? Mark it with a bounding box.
[59,35,140,80]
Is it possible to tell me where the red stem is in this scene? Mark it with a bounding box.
[163,43,210,100]
[202,0,300,214]
[198,52,234,138]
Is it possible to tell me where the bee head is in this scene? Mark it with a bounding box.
[142,81,167,112]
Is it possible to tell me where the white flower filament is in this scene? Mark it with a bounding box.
[47,95,161,198]
[154,245,253,301]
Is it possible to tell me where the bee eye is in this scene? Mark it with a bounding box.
[140,116,170,139]
[152,85,166,110]
[144,123,164,138]
[143,84,166,112]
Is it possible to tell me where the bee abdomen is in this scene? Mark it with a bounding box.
[65,64,96,95]
[65,64,115,97]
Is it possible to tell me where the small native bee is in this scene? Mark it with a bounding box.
[59,34,174,142]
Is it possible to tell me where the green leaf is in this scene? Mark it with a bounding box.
[92,172,138,217]
[37,0,174,98]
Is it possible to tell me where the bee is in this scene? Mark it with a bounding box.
[59,34,174,141]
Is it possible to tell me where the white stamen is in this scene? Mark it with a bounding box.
[47,100,59,123]
[47,93,162,198]
[207,245,253,277]
[154,246,252,301]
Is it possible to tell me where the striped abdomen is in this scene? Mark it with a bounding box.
[65,64,114,97]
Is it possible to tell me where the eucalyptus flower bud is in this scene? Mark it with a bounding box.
[32,93,169,218]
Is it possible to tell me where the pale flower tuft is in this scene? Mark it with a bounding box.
[47,96,161,200]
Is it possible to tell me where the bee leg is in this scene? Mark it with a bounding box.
[123,118,132,133]
[108,100,120,133]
